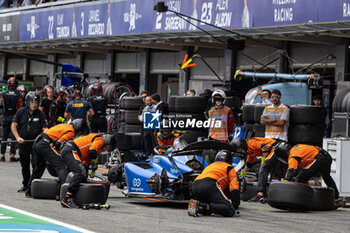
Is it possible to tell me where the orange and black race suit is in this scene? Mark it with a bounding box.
[155,132,179,154]
[29,124,76,189]
[246,137,277,165]
[49,97,67,126]
[246,137,279,195]
[61,133,104,193]
[284,144,339,198]
[191,161,240,217]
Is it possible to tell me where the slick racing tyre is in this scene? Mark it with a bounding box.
[288,124,324,146]
[121,96,143,110]
[289,106,326,125]
[125,124,142,134]
[332,89,350,112]
[254,105,266,123]
[125,110,141,125]
[174,96,207,113]
[242,104,255,124]
[168,96,177,112]
[60,183,107,206]
[311,187,335,211]
[267,182,313,211]
[253,124,265,137]
[31,178,59,199]
[240,182,259,201]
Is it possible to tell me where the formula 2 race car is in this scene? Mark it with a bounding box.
[108,137,245,200]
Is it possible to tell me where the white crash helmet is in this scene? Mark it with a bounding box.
[212,90,226,104]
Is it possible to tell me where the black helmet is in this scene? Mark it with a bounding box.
[159,119,172,140]
[58,86,69,99]
[230,137,248,155]
[25,91,40,107]
[102,134,116,151]
[71,119,88,136]
[91,83,102,95]
[214,150,233,164]
[274,142,291,163]
[7,77,18,89]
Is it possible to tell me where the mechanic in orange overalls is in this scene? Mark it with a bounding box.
[155,124,179,154]
[275,143,340,201]
[60,133,116,208]
[231,137,280,202]
[188,150,240,217]
[26,119,88,197]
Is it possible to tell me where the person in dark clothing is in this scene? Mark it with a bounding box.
[11,91,48,193]
[64,89,94,122]
[25,119,88,198]
[0,77,23,162]
[17,85,28,106]
[152,93,169,117]
[188,150,240,217]
[40,85,55,125]
[87,83,108,133]
[50,86,69,126]
[138,91,149,152]
[139,96,156,156]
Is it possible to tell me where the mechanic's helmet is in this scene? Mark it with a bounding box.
[214,150,233,164]
[7,77,18,89]
[25,91,40,107]
[91,83,102,96]
[57,86,69,99]
[230,137,248,155]
[17,85,27,94]
[159,119,172,140]
[43,85,54,95]
[212,90,226,106]
[71,119,88,136]
[274,142,291,163]
[102,134,116,151]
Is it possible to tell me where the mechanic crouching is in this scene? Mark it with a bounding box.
[60,133,116,208]
[188,150,240,217]
[274,143,343,206]
[25,119,88,197]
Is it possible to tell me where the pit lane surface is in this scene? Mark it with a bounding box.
[1,161,350,233]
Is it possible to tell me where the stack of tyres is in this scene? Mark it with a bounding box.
[118,96,143,151]
[288,105,326,147]
[169,96,208,144]
[242,104,266,137]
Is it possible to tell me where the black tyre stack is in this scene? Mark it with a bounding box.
[288,106,325,147]
[242,104,325,146]
[117,96,143,151]
[242,104,266,137]
[169,96,209,144]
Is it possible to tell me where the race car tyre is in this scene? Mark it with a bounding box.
[116,133,131,150]
[332,89,350,112]
[125,124,142,134]
[267,182,313,211]
[118,122,126,134]
[342,92,350,113]
[288,124,324,146]
[175,96,208,113]
[103,82,133,104]
[60,183,107,207]
[311,187,335,211]
[119,110,126,122]
[31,178,59,199]
[224,96,242,111]
[242,104,255,123]
[125,133,142,150]
[168,96,177,112]
[253,124,265,137]
[108,164,125,189]
[253,105,266,123]
[289,106,326,125]
[125,110,141,125]
[240,182,259,201]
[243,123,254,135]
[87,175,110,201]
[122,96,143,110]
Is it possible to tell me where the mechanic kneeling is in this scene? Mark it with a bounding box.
[26,119,88,197]
[275,143,342,204]
[60,133,116,208]
[188,150,240,217]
